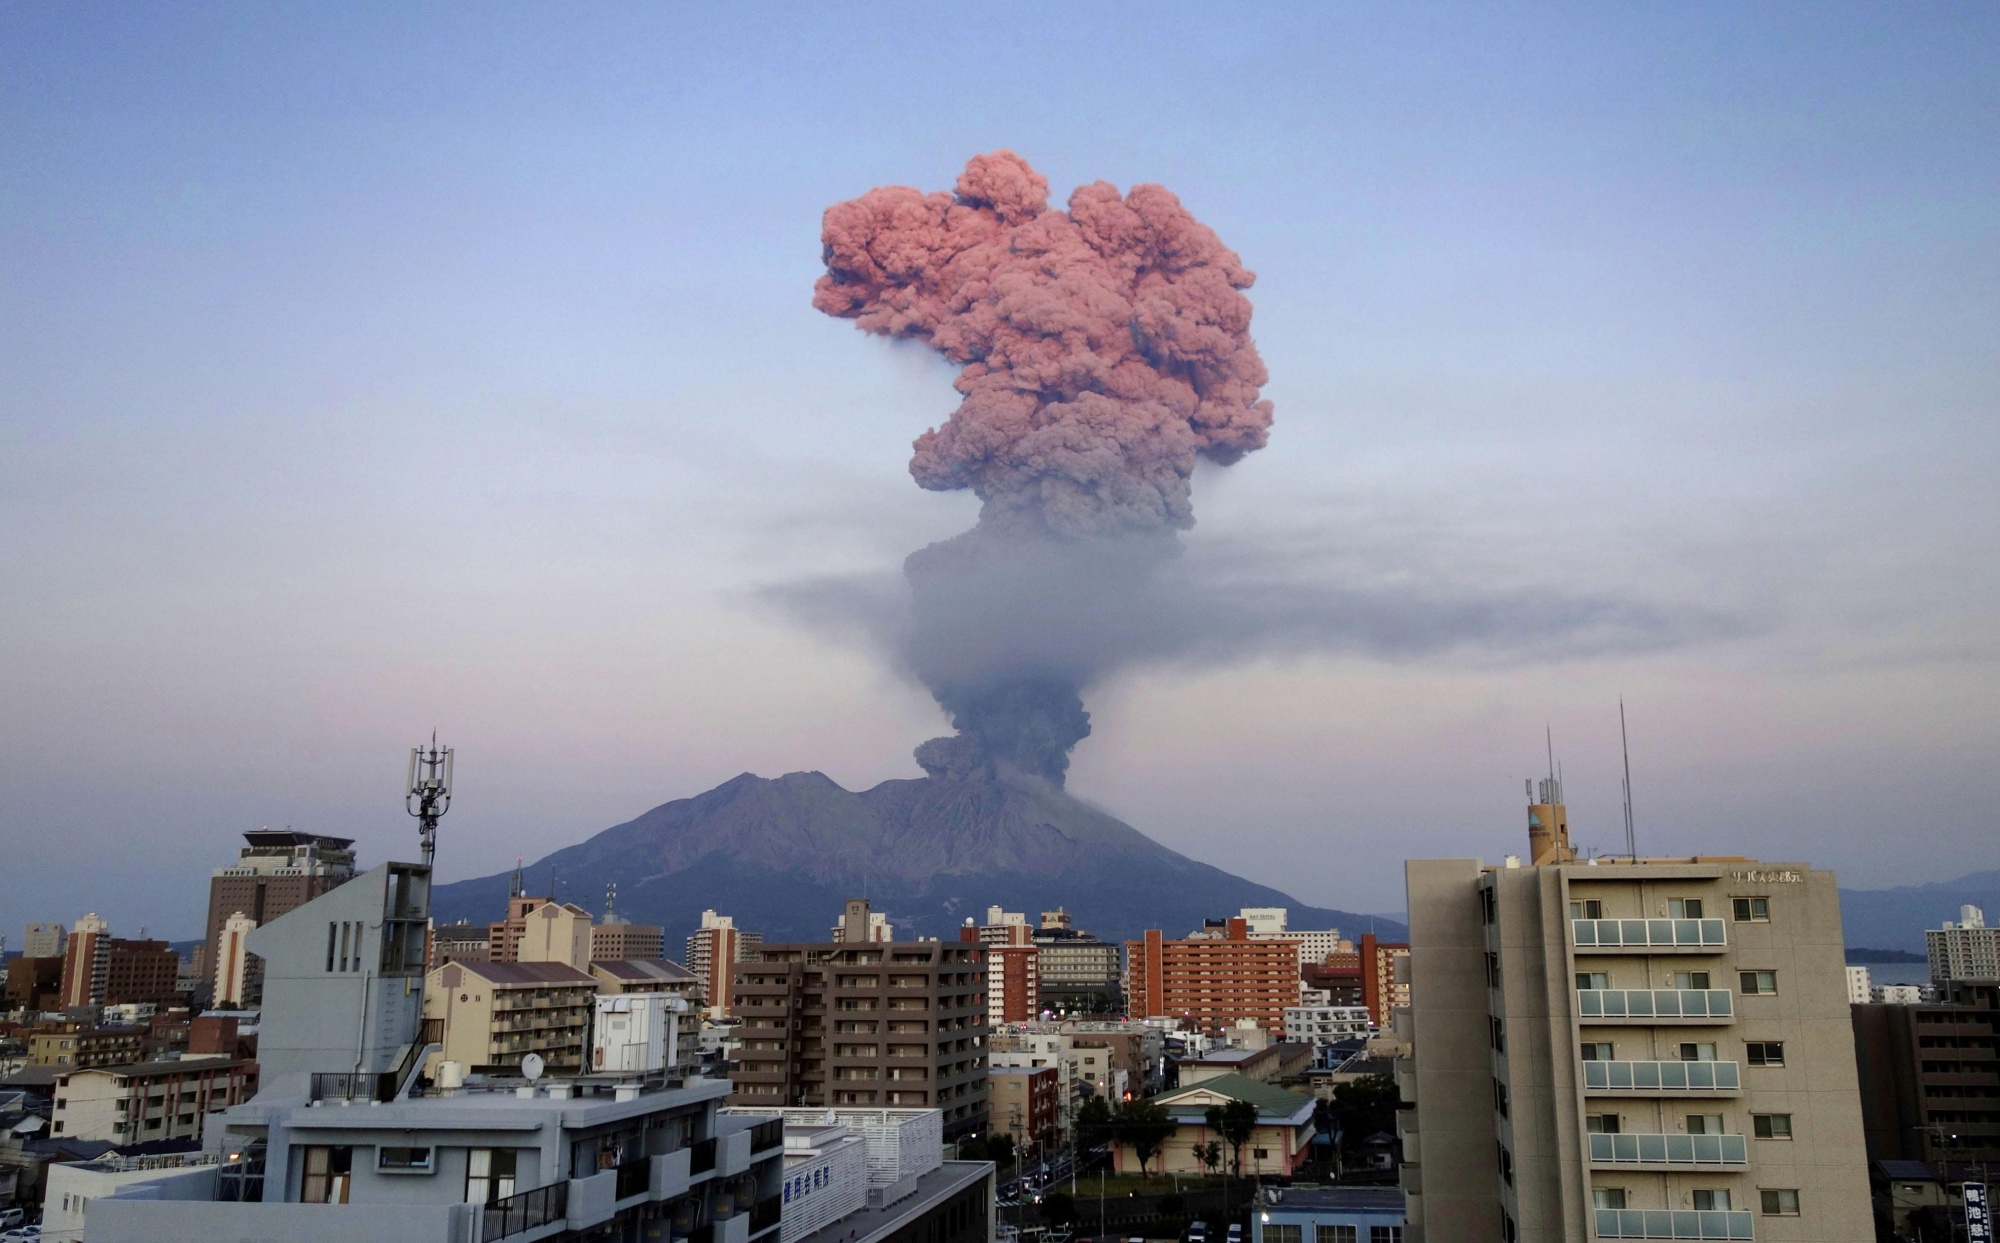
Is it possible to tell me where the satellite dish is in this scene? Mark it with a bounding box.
[521,1053,545,1083]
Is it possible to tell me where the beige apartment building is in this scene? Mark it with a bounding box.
[422,958,597,1075]
[1399,778,1870,1242]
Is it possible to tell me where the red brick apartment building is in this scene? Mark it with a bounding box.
[1124,917,1301,1035]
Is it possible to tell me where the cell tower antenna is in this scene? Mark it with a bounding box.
[1619,698,1637,858]
[404,731,454,869]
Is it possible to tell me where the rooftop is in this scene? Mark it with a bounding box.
[789,1161,991,1243]
[1151,1073,1316,1121]
[241,830,355,850]
[593,959,698,983]
[1261,1187,1404,1214]
[438,960,596,987]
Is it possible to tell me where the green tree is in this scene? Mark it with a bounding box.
[1330,1075,1399,1152]
[1204,1099,1259,1176]
[1196,1140,1223,1177]
[1077,1095,1115,1153]
[1039,1191,1077,1227]
[1115,1099,1176,1184]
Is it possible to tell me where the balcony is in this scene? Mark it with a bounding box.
[1588,1133,1748,1167]
[689,1138,718,1174]
[482,1182,569,1242]
[1574,919,1726,954]
[1578,989,1733,1023]
[1583,1060,1741,1094]
[1593,1208,1753,1239]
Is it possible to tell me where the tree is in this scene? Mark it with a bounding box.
[1330,1075,1399,1154]
[1195,1140,1223,1177]
[973,1132,1017,1170]
[1205,1099,1259,1176]
[1039,1192,1077,1227]
[1077,1095,1115,1153]
[1115,1100,1176,1184]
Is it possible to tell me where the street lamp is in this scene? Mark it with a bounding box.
[405,734,454,868]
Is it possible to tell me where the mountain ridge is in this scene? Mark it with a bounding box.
[431,768,1404,950]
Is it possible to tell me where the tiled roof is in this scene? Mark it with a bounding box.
[1152,1072,1315,1120]
[441,960,596,987]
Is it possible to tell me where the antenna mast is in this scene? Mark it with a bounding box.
[1619,699,1637,858]
[404,732,454,869]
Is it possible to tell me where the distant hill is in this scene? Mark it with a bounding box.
[1839,869,2000,953]
[431,769,1405,952]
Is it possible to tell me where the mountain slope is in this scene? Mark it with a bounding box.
[431,769,1404,950]
[1839,869,2000,953]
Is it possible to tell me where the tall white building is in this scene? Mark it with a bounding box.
[1925,904,2000,983]
[1239,907,1344,968]
[1844,964,1870,1004]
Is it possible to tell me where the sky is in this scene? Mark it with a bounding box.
[2,3,1996,941]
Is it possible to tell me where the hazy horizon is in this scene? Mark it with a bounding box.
[4,4,1996,941]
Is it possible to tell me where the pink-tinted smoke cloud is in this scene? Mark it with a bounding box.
[812,152,1276,784]
[814,150,1273,538]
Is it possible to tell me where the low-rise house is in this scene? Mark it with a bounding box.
[27,1026,146,1071]
[423,959,596,1077]
[1112,1073,1317,1177]
[1250,1186,1405,1243]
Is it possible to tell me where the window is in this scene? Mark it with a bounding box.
[1753,1114,1793,1139]
[1593,1188,1627,1210]
[300,1146,353,1204]
[1746,1042,1785,1067]
[1581,1042,1615,1061]
[1739,971,1778,995]
[1586,1114,1621,1134]
[1481,887,1498,925]
[1253,1148,1269,1159]
[326,923,337,972]
[1267,1227,1302,1243]
[1485,952,1501,988]
[1369,1230,1402,1243]
[1686,1115,1724,1135]
[1692,1190,1731,1211]
[1677,1043,1718,1062]
[1497,1143,1513,1186]
[378,1147,432,1171]
[1316,1228,1357,1243]
[1760,1189,1800,1216]
[466,1148,518,1205]
[1493,1078,1510,1118]
[1571,898,1605,920]
[1732,897,1769,922]
[1575,972,1609,991]
[1668,899,1704,919]
[1490,1017,1506,1052]
[1669,972,1711,989]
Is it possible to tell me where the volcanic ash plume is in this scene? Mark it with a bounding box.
[814,151,1273,785]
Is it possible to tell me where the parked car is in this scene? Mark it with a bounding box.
[1227,1225,1244,1243]
[1188,1222,1210,1243]
[0,1209,24,1230]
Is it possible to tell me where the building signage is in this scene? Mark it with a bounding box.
[784,1163,834,1205]
[1966,1182,1991,1243]
[1730,870,1803,883]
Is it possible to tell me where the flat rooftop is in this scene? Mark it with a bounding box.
[790,1161,991,1243]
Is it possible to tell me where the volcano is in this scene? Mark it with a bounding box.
[429,769,1401,949]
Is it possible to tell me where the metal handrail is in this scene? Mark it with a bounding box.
[1588,1133,1748,1165]
[1593,1207,1753,1239]
[481,1181,569,1242]
[1578,989,1733,1019]
[1583,1060,1741,1092]
[1573,918,1726,949]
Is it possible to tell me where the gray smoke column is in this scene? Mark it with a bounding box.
[814,151,1274,784]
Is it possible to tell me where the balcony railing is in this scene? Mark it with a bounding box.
[1574,918,1726,951]
[1588,1133,1748,1165]
[750,1196,782,1233]
[1578,989,1733,1021]
[481,1182,569,1243]
[749,1119,783,1154]
[1583,1060,1741,1093]
[1594,1208,1753,1239]
[616,1156,650,1200]
[690,1137,717,1174]
[309,1070,397,1103]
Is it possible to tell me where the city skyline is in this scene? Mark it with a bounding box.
[4,4,1998,937]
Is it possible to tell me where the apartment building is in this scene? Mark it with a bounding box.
[961,913,1040,1024]
[428,919,492,967]
[1851,977,2000,1170]
[1241,907,1346,966]
[423,958,597,1076]
[1033,909,1123,1013]
[689,910,763,1018]
[488,896,593,967]
[1927,905,2000,984]
[5,955,63,1013]
[23,921,66,959]
[1124,918,1301,1037]
[50,1057,255,1142]
[28,1025,147,1069]
[1361,932,1413,1028]
[1399,778,1870,1242]
[988,1065,1060,1154]
[728,900,989,1140]
[202,830,357,1006]
[1286,1004,1374,1046]
[593,920,666,963]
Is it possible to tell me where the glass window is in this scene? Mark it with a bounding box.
[1497,1144,1513,1185]
[1316,1228,1357,1243]
[1732,897,1769,922]
[1670,972,1712,989]
[1693,1190,1731,1211]
[1753,1114,1793,1139]
[300,1146,352,1205]
[1490,1017,1505,1052]
[1266,1227,1302,1243]
[1593,1188,1627,1209]
[1253,1148,1269,1159]
[378,1147,432,1171]
[1586,1114,1621,1134]
[1760,1189,1800,1216]
[1575,972,1609,991]
[1739,971,1778,995]
[1668,899,1704,919]
[1493,1079,1510,1118]
[1746,1042,1785,1067]
[1677,1043,1718,1062]
[466,1148,519,1205]
[1581,1042,1615,1061]
[1570,899,1604,920]
[1686,1115,1724,1135]
[1368,1229,1402,1243]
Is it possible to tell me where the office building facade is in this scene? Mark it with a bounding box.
[1926,905,2000,984]
[688,909,763,1018]
[203,830,357,1007]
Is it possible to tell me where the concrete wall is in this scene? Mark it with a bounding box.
[85,1197,474,1243]
[1404,858,1499,1243]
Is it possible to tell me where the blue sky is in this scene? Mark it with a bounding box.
[3,3,1996,938]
